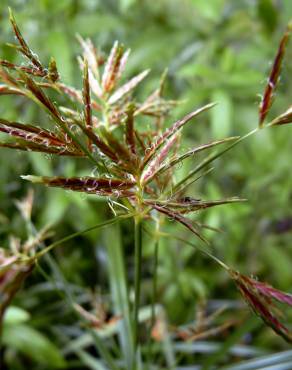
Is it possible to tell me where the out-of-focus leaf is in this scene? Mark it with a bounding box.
[119,0,136,12]
[3,324,66,368]
[3,306,30,325]
[257,0,279,34]
[210,89,232,138]
[191,0,225,21]
[47,30,73,84]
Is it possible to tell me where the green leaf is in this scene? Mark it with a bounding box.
[104,223,134,369]
[3,324,66,368]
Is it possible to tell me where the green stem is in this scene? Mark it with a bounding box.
[133,217,143,361]
[146,230,159,368]
[151,238,159,330]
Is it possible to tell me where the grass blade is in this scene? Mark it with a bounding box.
[104,223,134,369]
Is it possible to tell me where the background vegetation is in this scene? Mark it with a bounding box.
[1,0,292,369]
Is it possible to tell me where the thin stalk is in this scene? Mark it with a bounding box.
[151,238,159,331]
[133,217,143,362]
[35,213,134,259]
[173,128,259,192]
[146,228,159,368]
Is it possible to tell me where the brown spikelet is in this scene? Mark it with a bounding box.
[124,103,136,155]
[141,133,179,184]
[9,8,44,73]
[146,197,245,214]
[19,70,61,120]
[151,203,208,244]
[259,23,292,127]
[58,83,102,111]
[48,57,59,83]
[82,59,93,149]
[0,84,24,96]
[0,67,20,88]
[151,136,239,181]
[102,130,135,167]
[142,103,216,167]
[0,60,46,77]
[73,121,119,162]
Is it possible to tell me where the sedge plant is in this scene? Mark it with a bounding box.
[1,9,292,369]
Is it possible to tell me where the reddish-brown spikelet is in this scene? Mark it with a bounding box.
[0,118,66,146]
[124,103,136,155]
[151,203,208,244]
[271,106,292,126]
[230,270,292,343]
[259,23,292,127]
[22,176,136,197]
[0,141,83,156]
[102,42,124,93]
[108,69,150,105]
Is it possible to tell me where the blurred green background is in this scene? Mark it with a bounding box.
[1,0,292,369]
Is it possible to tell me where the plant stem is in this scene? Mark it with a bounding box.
[133,217,143,362]
[146,232,159,367]
[151,238,159,330]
